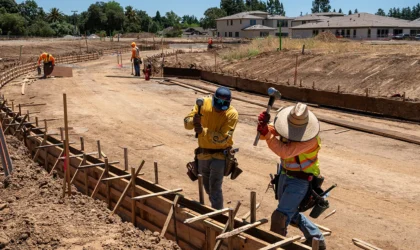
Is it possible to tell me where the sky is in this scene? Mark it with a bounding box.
[15,0,420,18]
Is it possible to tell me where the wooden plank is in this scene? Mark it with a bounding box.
[259,235,302,250]
[241,203,261,221]
[184,208,231,224]
[50,66,73,77]
[216,219,268,240]
[132,188,183,201]
[352,238,383,250]
[314,223,331,233]
[214,201,242,250]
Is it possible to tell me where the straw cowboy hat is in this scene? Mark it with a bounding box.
[273,103,320,142]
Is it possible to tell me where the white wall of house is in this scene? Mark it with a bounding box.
[291,27,403,40]
[291,20,318,27]
[242,30,276,38]
[216,19,263,38]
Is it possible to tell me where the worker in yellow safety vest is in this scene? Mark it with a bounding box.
[131,42,141,76]
[37,53,55,79]
[257,103,327,250]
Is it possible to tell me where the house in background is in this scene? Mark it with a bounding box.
[290,13,420,39]
[182,27,209,37]
[216,11,294,38]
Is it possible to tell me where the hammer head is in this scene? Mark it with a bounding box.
[196,98,204,107]
[268,87,282,99]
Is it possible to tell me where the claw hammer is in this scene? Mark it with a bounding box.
[195,98,204,138]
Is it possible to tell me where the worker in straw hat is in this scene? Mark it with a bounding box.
[257,103,326,249]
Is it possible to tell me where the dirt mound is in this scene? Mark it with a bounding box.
[118,32,156,39]
[0,136,179,250]
[314,31,338,42]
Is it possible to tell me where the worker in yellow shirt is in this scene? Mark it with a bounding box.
[184,87,238,209]
[37,53,55,79]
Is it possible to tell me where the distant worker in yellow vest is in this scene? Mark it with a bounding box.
[131,42,141,76]
[37,52,55,79]
[257,103,327,250]
[208,38,213,50]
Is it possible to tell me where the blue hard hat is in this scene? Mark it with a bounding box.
[212,87,231,111]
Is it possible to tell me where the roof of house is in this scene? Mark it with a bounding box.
[242,25,277,31]
[314,12,345,16]
[267,15,294,20]
[183,27,206,33]
[217,11,268,20]
[293,14,330,22]
[290,13,420,29]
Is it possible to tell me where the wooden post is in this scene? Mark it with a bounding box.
[302,44,306,55]
[97,140,101,159]
[228,209,234,250]
[82,154,88,195]
[60,127,64,141]
[154,161,159,184]
[62,139,67,197]
[131,166,136,225]
[294,55,298,86]
[80,137,84,151]
[312,238,320,250]
[26,110,30,121]
[18,104,21,116]
[105,157,111,209]
[198,174,205,205]
[35,117,39,127]
[124,147,128,171]
[365,88,369,97]
[300,79,303,87]
[403,92,406,101]
[63,94,71,196]
[313,81,315,89]
[250,191,257,223]
[214,52,217,72]
[85,32,89,53]
[338,85,341,93]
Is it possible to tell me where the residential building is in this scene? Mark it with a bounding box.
[290,13,420,39]
[182,27,209,37]
[216,11,294,38]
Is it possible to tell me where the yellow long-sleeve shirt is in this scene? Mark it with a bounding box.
[184,96,238,160]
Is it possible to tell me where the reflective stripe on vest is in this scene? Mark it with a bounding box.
[43,53,50,63]
[282,136,321,171]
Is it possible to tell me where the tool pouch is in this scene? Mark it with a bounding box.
[298,175,325,213]
[186,149,199,182]
[225,149,242,180]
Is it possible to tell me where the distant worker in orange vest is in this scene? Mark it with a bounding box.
[37,52,55,79]
[208,38,213,50]
[131,42,141,76]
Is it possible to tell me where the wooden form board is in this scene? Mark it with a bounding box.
[2,106,309,250]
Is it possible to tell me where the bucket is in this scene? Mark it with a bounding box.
[309,200,329,218]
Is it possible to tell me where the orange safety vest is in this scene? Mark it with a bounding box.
[281,136,321,176]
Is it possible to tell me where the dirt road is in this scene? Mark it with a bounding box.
[2,50,420,249]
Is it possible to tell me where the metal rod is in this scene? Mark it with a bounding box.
[124,147,128,171]
[97,140,101,159]
[154,161,159,184]
[80,137,84,151]
[198,174,204,205]
[250,191,257,223]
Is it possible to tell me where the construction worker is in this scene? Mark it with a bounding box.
[208,38,213,50]
[37,52,55,79]
[257,103,326,249]
[131,42,141,76]
[184,87,238,209]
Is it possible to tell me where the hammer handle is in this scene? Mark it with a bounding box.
[253,105,273,146]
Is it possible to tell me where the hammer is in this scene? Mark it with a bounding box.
[195,98,204,138]
[253,87,281,146]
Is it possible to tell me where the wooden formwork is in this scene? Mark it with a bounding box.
[0,102,310,250]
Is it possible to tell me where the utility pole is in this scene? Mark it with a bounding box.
[71,10,78,35]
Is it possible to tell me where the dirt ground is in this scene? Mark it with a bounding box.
[0,135,179,250]
[1,49,420,250]
[166,45,420,99]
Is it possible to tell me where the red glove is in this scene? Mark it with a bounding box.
[257,123,269,136]
[258,111,270,124]
[193,114,203,134]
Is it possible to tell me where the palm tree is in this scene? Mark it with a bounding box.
[125,6,137,22]
[48,8,63,23]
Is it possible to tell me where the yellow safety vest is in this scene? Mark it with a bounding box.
[281,136,321,176]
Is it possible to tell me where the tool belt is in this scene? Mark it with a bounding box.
[298,175,328,216]
[186,147,242,181]
[283,169,314,181]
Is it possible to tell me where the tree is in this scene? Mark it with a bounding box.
[29,19,55,36]
[376,8,386,16]
[48,8,63,23]
[200,7,226,29]
[0,13,26,35]
[136,10,152,32]
[0,0,18,13]
[273,0,285,15]
[267,0,274,14]
[234,0,246,14]
[162,11,181,28]
[154,11,161,23]
[354,9,358,14]
[333,8,336,12]
[18,0,42,22]
[85,2,107,33]
[104,1,125,32]
[312,0,331,13]
[338,8,342,13]
[125,6,137,22]
[50,21,73,36]
[348,10,352,15]
[221,0,236,16]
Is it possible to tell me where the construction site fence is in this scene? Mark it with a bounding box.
[163,67,420,123]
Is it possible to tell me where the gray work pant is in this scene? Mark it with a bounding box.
[198,158,225,209]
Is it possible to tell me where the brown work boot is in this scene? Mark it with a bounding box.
[270,210,287,236]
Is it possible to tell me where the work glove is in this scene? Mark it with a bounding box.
[258,111,270,124]
[193,114,201,125]
[257,123,269,136]
[194,123,203,135]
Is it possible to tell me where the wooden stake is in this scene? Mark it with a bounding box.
[154,161,159,184]
[62,139,67,197]
[216,219,268,240]
[294,55,298,86]
[131,166,136,225]
[161,195,180,237]
[184,208,230,224]
[214,201,241,250]
[49,150,64,175]
[97,140,101,159]
[111,160,145,215]
[35,117,39,127]
[63,94,71,196]
[18,104,21,116]
[352,238,383,250]
[250,191,257,223]
[82,154,89,195]
[70,153,87,184]
[124,147,128,171]
[80,137,84,151]
[323,209,336,220]
[105,157,111,209]
[198,174,204,205]
[132,188,182,201]
[259,235,301,250]
[60,127,64,141]
[228,209,234,250]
